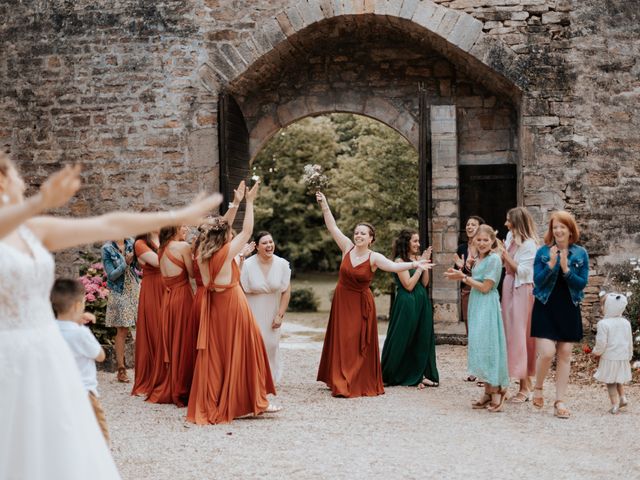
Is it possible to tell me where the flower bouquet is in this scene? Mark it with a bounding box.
[301,164,329,195]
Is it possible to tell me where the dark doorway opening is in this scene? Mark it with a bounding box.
[459,164,518,242]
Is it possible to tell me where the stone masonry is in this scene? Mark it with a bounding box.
[0,0,638,331]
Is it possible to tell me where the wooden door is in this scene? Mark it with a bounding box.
[218,92,250,228]
[459,164,517,241]
[418,86,431,250]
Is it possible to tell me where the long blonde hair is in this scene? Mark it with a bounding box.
[198,216,230,261]
[507,207,539,245]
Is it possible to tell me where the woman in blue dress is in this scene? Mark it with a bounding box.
[445,225,510,412]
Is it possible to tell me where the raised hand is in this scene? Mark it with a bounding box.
[421,246,433,262]
[415,259,434,270]
[444,267,464,281]
[559,248,569,272]
[315,191,327,206]
[241,241,256,258]
[38,164,82,210]
[174,192,223,226]
[454,253,464,269]
[245,180,260,203]
[233,180,246,204]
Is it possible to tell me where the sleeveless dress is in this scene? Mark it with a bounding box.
[187,244,276,424]
[240,254,292,384]
[381,269,439,386]
[0,226,120,479]
[467,253,510,387]
[131,240,164,396]
[500,241,536,379]
[146,247,195,407]
[317,250,385,398]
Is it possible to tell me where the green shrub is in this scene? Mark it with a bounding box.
[288,287,319,312]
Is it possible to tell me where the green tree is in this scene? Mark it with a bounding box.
[252,116,341,272]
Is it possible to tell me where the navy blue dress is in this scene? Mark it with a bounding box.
[531,273,582,342]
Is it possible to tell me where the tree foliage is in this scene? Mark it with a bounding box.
[252,113,419,292]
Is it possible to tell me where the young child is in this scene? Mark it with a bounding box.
[51,278,110,442]
[593,292,633,414]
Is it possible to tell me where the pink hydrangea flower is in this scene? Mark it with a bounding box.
[85,293,96,303]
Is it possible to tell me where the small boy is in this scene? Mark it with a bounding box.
[51,278,110,442]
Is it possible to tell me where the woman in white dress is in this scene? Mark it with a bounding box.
[240,231,291,384]
[0,153,221,480]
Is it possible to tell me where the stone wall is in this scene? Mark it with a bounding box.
[1,0,638,330]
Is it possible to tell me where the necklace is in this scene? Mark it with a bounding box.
[352,250,369,260]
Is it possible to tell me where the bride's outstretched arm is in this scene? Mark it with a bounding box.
[27,192,222,252]
[0,164,81,240]
[315,191,352,253]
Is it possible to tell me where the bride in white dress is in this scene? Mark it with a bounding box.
[240,232,291,384]
[0,154,221,479]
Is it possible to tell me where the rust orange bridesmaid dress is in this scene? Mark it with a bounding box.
[187,244,275,424]
[131,240,164,397]
[146,247,195,407]
[317,250,385,398]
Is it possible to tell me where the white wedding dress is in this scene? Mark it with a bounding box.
[0,226,120,479]
[240,254,291,384]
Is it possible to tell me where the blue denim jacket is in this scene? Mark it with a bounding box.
[533,244,589,306]
[101,239,138,294]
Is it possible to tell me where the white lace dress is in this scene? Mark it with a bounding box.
[0,226,120,479]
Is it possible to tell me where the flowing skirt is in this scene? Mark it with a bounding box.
[0,323,120,479]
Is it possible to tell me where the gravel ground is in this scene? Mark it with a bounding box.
[101,327,639,480]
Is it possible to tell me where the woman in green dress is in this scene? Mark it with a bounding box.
[445,225,510,412]
[381,230,439,388]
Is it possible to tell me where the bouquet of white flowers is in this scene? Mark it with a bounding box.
[301,164,329,195]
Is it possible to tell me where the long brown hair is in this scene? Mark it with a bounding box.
[198,216,230,261]
[159,226,178,249]
[392,229,417,262]
[506,207,538,245]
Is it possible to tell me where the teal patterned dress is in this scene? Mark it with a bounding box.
[467,253,509,387]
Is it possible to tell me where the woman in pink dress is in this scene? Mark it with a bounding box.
[500,207,538,402]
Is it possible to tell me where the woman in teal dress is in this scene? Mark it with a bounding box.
[445,225,510,412]
[381,230,439,387]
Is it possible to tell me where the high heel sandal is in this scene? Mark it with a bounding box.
[472,393,492,409]
[511,390,532,404]
[553,400,571,419]
[532,386,544,409]
[487,389,507,413]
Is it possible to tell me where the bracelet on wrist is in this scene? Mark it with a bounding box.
[228,202,239,209]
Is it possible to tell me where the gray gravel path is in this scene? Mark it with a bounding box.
[100,330,639,480]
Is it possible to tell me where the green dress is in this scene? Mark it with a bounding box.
[467,253,510,387]
[381,269,439,386]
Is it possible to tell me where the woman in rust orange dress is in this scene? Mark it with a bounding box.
[187,181,276,424]
[131,231,163,396]
[315,192,433,398]
[190,181,245,362]
[146,225,195,407]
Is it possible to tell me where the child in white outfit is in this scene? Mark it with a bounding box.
[593,292,633,414]
[52,278,110,441]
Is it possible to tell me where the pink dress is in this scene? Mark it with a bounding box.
[501,241,536,378]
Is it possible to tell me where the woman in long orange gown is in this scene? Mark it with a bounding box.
[315,192,433,398]
[187,181,276,424]
[131,233,164,397]
[146,226,195,407]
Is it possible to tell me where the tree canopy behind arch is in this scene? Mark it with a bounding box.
[252,113,419,292]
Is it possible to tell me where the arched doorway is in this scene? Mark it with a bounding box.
[212,8,521,331]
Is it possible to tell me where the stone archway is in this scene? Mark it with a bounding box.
[207,1,523,331]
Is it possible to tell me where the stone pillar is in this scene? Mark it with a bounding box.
[430,105,463,334]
